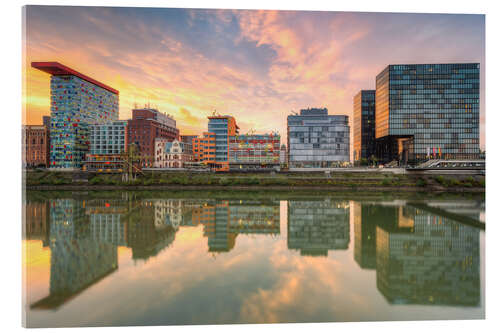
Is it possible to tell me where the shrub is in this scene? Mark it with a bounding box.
[416,178,427,187]
[39,178,51,185]
[381,178,391,186]
[247,177,260,185]
[434,175,446,185]
[53,178,71,185]
[89,177,104,185]
[126,179,142,186]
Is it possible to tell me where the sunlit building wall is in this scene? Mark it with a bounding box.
[353,90,376,161]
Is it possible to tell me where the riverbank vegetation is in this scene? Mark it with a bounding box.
[24,170,485,192]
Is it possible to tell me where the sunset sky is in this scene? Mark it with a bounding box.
[23,6,485,149]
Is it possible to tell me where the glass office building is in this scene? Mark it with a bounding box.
[228,134,280,170]
[206,115,239,171]
[353,90,376,161]
[32,62,119,169]
[287,108,350,168]
[89,121,127,155]
[375,63,480,163]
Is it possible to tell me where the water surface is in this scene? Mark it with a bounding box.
[23,191,485,327]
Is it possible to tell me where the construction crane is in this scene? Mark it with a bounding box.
[120,143,144,182]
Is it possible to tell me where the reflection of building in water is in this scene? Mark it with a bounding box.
[353,203,412,269]
[23,200,50,246]
[149,199,200,230]
[287,200,350,257]
[31,199,118,310]
[125,200,177,260]
[86,199,129,246]
[228,201,280,234]
[206,202,236,253]
[353,202,377,269]
[199,200,280,253]
[376,206,480,306]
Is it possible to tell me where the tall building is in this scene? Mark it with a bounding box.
[287,108,350,168]
[228,133,280,170]
[207,115,239,171]
[353,90,376,162]
[127,108,179,167]
[23,125,50,167]
[84,120,128,172]
[193,115,239,171]
[32,62,119,169]
[375,63,480,164]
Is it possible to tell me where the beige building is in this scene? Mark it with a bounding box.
[154,139,193,168]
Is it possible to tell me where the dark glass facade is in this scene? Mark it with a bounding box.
[375,63,480,163]
[353,90,376,161]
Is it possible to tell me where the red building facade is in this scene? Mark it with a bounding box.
[127,108,179,167]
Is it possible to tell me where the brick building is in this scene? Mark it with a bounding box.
[127,108,179,167]
[23,125,50,168]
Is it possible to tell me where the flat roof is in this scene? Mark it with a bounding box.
[31,61,119,95]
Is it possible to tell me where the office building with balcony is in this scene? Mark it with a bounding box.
[353,90,376,162]
[228,133,280,170]
[84,120,127,172]
[287,108,350,169]
[127,107,179,167]
[375,63,480,164]
[32,62,119,169]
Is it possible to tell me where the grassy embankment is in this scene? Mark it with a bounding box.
[24,170,485,192]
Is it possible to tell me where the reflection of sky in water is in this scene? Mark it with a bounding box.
[23,194,485,327]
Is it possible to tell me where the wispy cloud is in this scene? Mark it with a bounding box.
[23,6,485,149]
